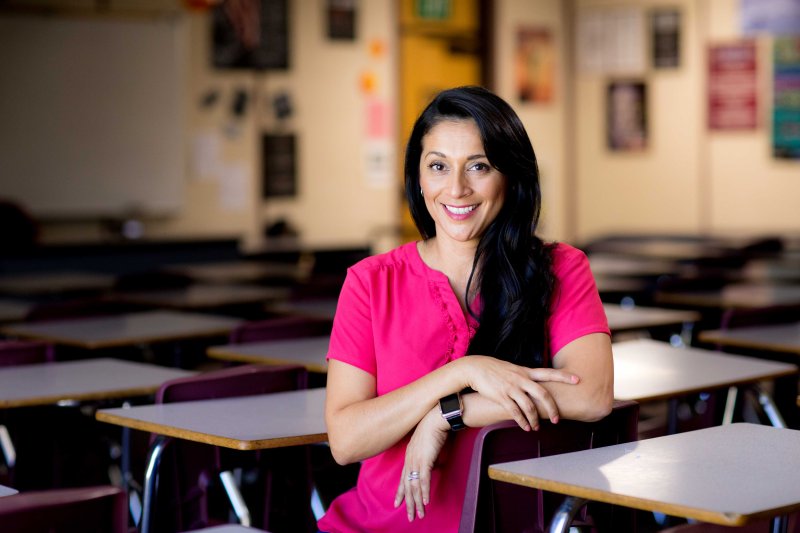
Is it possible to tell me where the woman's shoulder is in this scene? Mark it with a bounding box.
[546,242,591,276]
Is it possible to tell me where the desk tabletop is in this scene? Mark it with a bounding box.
[589,254,680,278]
[489,423,800,527]
[164,261,306,284]
[613,339,797,402]
[0,310,242,349]
[0,484,18,497]
[0,271,115,296]
[0,358,195,408]
[208,336,330,373]
[699,322,800,356]
[0,299,32,323]
[656,283,800,309]
[604,304,700,333]
[96,387,327,450]
[269,299,338,321]
[110,284,289,311]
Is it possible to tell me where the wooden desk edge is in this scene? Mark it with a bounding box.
[0,326,235,350]
[486,466,792,527]
[95,410,328,450]
[206,348,329,374]
[0,386,161,409]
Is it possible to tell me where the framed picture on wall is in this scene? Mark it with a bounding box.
[212,0,288,70]
[262,133,297,198]
[607,80,648,151]
[651,8,680,69]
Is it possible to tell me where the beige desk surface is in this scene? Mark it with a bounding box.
[592,241,731,261]
[0,484,18,497]
[208,336,330,373]
[0,358,194,408]
[96,387,327,450]
[0,299,32,323]
[604,304,700,333]
[110,284,289,310]
[164,261,305,284]
[742,258,800,282]
[0,272,115,296]
[656,283,800,309]
[699,322,800,356]
[0,310,242,349]
[489,423,800,527]
[589,254,679,278]
[613,339,797,402]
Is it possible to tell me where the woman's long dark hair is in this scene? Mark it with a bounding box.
[404,86,555,368]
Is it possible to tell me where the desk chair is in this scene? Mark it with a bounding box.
[25,297,136,323]
[459,400,639,533]
[715,304,800,430]
[0,485,128,532]
[146,364,315,533]
[0,340,54,486]
[229,316,332,345]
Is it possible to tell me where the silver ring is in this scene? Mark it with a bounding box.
[407,471,420,481]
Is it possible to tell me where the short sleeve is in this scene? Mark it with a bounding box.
[327,267,377,375]
[547,245,610,357]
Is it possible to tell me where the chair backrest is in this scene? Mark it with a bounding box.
[150,364,310,533]
[229,315,332,344]
[0,340,54,367]
[0,485,127,532]
[459,400,640,533]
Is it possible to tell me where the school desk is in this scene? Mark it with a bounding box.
[0,485,18,497]
[163,260,307,285]
[613,339,797,429]
[0,272,115,297]
[208,336,330,373]
[656,283,800,310]
[488,423,800,532]
[95,387,327,533]
[699,322,800,356]
[603,304,700,334]
[0,310,241,350]
[108,284,289,312]
[267,298,338,321]
[0,299,32,324]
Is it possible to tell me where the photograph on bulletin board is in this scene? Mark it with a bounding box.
[515,27,555,103]
[651,8,680,69]
[212,0,288,70]
[607,81,648,151]
[773,36,800,159]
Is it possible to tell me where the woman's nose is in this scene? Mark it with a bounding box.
[448,171,469,197]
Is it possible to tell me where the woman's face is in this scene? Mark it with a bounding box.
[419,118,506,247]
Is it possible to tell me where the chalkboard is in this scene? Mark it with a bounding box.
[0,14,186,218]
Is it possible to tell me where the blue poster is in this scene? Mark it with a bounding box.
[773,37,800,159]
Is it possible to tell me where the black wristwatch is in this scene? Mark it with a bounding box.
[439,393,466,431]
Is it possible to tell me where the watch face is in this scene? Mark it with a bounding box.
[441,395,462,413]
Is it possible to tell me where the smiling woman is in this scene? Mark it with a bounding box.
[320,86,613,533]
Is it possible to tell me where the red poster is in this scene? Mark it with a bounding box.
[708,41,758,130]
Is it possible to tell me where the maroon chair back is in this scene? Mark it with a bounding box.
[459,400,640,533]
[0,485,127,532]
[150,364,314,533]
[229,315,332,344]
[0,340,54,367]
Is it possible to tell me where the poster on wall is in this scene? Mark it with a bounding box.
[708,41,758,130]
[212,0,288,70]
[262,133,297,198]
[515,27,555,103]
[607,80,648,151]
[327,0,357,41]
[651,9,680,68]
[577,7,646,74]
[773,37,800,159]
[741,0,800,35]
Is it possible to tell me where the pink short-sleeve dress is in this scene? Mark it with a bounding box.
[318,241,609,533]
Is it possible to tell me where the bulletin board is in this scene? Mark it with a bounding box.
[0,14,187,218]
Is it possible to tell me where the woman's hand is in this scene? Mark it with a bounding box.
[393,408,449,522]
[459,356,580,432]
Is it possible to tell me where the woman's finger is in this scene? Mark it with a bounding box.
[394,476,405,508]
[528,367,580,384]
[502,398,531,431]
[523,382,560,423]
[404,475,415,521]
[509,389,539,430]
[410,470,425,519]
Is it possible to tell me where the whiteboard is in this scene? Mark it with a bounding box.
[0,14,186,217]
